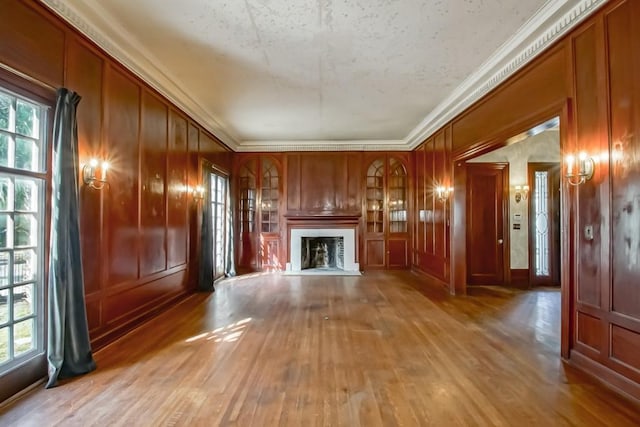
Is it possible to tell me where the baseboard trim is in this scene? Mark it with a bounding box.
[569,349,640,404]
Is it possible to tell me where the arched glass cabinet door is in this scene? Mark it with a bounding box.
[238,160,257,234]
[366,159,385,233]
[388,157,407,233]
[260,158,279,233]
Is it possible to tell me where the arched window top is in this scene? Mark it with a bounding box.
[367,159,385,178]
[262,158,278,180]
[389,157,407,177]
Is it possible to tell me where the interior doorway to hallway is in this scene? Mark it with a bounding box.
[466,116,561,288]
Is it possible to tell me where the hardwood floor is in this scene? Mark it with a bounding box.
[1,271,639,426]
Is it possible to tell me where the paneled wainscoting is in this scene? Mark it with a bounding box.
[1,272,639,425]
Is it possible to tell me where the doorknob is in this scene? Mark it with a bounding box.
[498,239,503,244]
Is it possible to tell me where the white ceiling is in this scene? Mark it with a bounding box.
[41,0,604,151]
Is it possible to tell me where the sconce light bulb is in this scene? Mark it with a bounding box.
[89,158,99,167]
[102,161,109,171]
[579,151,588,161]
[515,185,522,191]
[523,185,529,192]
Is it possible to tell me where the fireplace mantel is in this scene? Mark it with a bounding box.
[285,212,361,226]
[285,213,360,274]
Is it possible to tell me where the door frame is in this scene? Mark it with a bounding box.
[450,101,572,360]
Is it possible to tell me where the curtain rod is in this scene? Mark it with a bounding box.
[0,62,58,92]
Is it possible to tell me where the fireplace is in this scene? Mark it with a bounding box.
[286,227,360,274]
[301,236,344,270]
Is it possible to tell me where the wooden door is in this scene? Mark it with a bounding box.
[467,163,508,285]
[528,162,561,286]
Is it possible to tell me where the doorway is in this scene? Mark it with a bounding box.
[465,117,561,288]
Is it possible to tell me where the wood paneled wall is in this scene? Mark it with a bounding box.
[413,0,640,400]
[1,0,232,349]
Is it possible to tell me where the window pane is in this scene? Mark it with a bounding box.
[0,214,8,249]
[0,327,8,364]
[0,177,9,211]
[0,252,9,286]
[14,318,34,356]
[14,250,36,283]
[15,100,39,138]
[0,94,10,131]
[13,284,33,320]
[14,214,36,247]
[0,289,8,324]
[0,134,9,167]
[15,179,37,212]
[15,137,38,171]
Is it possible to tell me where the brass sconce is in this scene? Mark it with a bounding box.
[83,158,109,190]
[565,151,595,186]
[436,186,453,202]
[514,185,529,203]
[192,185,205,201]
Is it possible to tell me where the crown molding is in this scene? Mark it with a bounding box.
[235,140,409,152]
[404,0,606,149]
[39,0,604,153]
[38,0,240,151]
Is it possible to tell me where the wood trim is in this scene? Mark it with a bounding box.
[569,350,640,403]
[510,269,530,288]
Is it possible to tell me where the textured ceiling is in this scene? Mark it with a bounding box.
[42,0,603,151]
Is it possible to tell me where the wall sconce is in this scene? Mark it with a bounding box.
[514,185,529,203]
[565,151,595,186]
[192,185,205,201]
[83,158,109,190]
[436,186,453,202]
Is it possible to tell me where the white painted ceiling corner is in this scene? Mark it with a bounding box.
[39,0,605,152]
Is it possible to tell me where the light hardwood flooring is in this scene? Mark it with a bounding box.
[1,271,639,426]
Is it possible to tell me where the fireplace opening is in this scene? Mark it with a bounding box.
[301,237,344,270]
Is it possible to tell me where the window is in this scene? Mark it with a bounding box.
[0,88,47,373]
[210,172,227,279]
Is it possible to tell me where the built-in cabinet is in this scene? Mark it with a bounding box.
[363,154,410,269]
[236,155,282,271]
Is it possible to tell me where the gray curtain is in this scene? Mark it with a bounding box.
[46,88,96,388]
[198,170,214,291]
[225,178,236,277]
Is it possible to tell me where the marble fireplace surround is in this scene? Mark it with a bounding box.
[285,215,360,274]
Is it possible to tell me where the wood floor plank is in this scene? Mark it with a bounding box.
[1,271,639,426]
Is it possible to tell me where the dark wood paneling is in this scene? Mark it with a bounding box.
[510,269,529,288]
[187,123,200,289]
[452,45,568,152]
[577,312,602,352]
[573,23,604,309]
[434,130,447,257]
[0,0,64,88]
[104,270,187,323]
[139,90,168,276]
[608,0,640,319]
[425,139,435,255]
[415,145,426,256]
[611,325,640,374]
[388,239,407,268]
[286,154,301,212]
[105,66,141,285]
[168,111,188,268]
[365,239,385,268]
[66,37,104,296]
[290,153,361,215]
